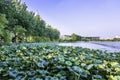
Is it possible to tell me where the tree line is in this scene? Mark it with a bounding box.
[60,33,100,42]
[60,33,86,42]
[0,0,60,45]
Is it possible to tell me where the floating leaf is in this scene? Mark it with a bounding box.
[65,61,72,66]
[86,64,94,70]
[36,62,44,68]
[9,71,18,78]
[93,75,102,79]
[72,66,83,74]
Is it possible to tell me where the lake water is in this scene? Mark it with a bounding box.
[59,42,120,52]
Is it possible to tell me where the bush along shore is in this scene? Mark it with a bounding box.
[0,43,120,80]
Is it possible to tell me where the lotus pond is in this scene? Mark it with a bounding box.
[0,43,120,80]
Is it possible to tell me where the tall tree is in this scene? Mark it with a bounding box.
[0,0,60,44]
[46,25,60,41]
[34,14,46,36]
[0,14,8,36]
[12,25,26,43]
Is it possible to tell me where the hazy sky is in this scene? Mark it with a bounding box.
[21,0,120,38]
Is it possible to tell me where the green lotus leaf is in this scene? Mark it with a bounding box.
[51,77,59,80]
[86,64,94,70]
[27,71,36,77]
[114,76,120,80]
[55,74,62,78]
[9,71,18,78]
[56,65,64,69]
[0,68,4,72]
[65,61,72,66]
[72,66,83,74]
[42,61,49,66]
[36,62,45,68]
[81,63,86,67]
[45,76,52,80]
[35,78,43,80]
[94,60,103,64]
[93,75,102,79]
[0,43,120,79]
[58,56,65,62]
[37,70,48,77]
[110,62,119,67]
[74,61,80,65]
[22,46,27,50]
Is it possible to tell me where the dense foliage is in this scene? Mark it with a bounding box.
[0,0,60,45]
[60,33,88,42]
[0,43,120,80]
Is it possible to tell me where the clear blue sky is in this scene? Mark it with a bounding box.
[21,0,120,38]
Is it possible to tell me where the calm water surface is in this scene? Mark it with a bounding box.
[59,42,120,52]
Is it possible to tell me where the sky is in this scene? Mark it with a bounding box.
[21,0,120,39]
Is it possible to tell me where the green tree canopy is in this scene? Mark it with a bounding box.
[0,14,8,36]
[0,0,60,44]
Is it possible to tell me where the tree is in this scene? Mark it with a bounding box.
[3,30,13,45]
[12,25,26,43]
[0,14,8,36]
[71,33,78,41]
[46,25,60,41]
[34,14,46,36]
[52,29,60,41]
[0,0,60,44]
[0,13,13,45]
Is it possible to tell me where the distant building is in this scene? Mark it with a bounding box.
[115,35,120,38]
[113,36,120,41]
[61,35,100,41]
[60,35,71,39]
[85,37,100,41]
